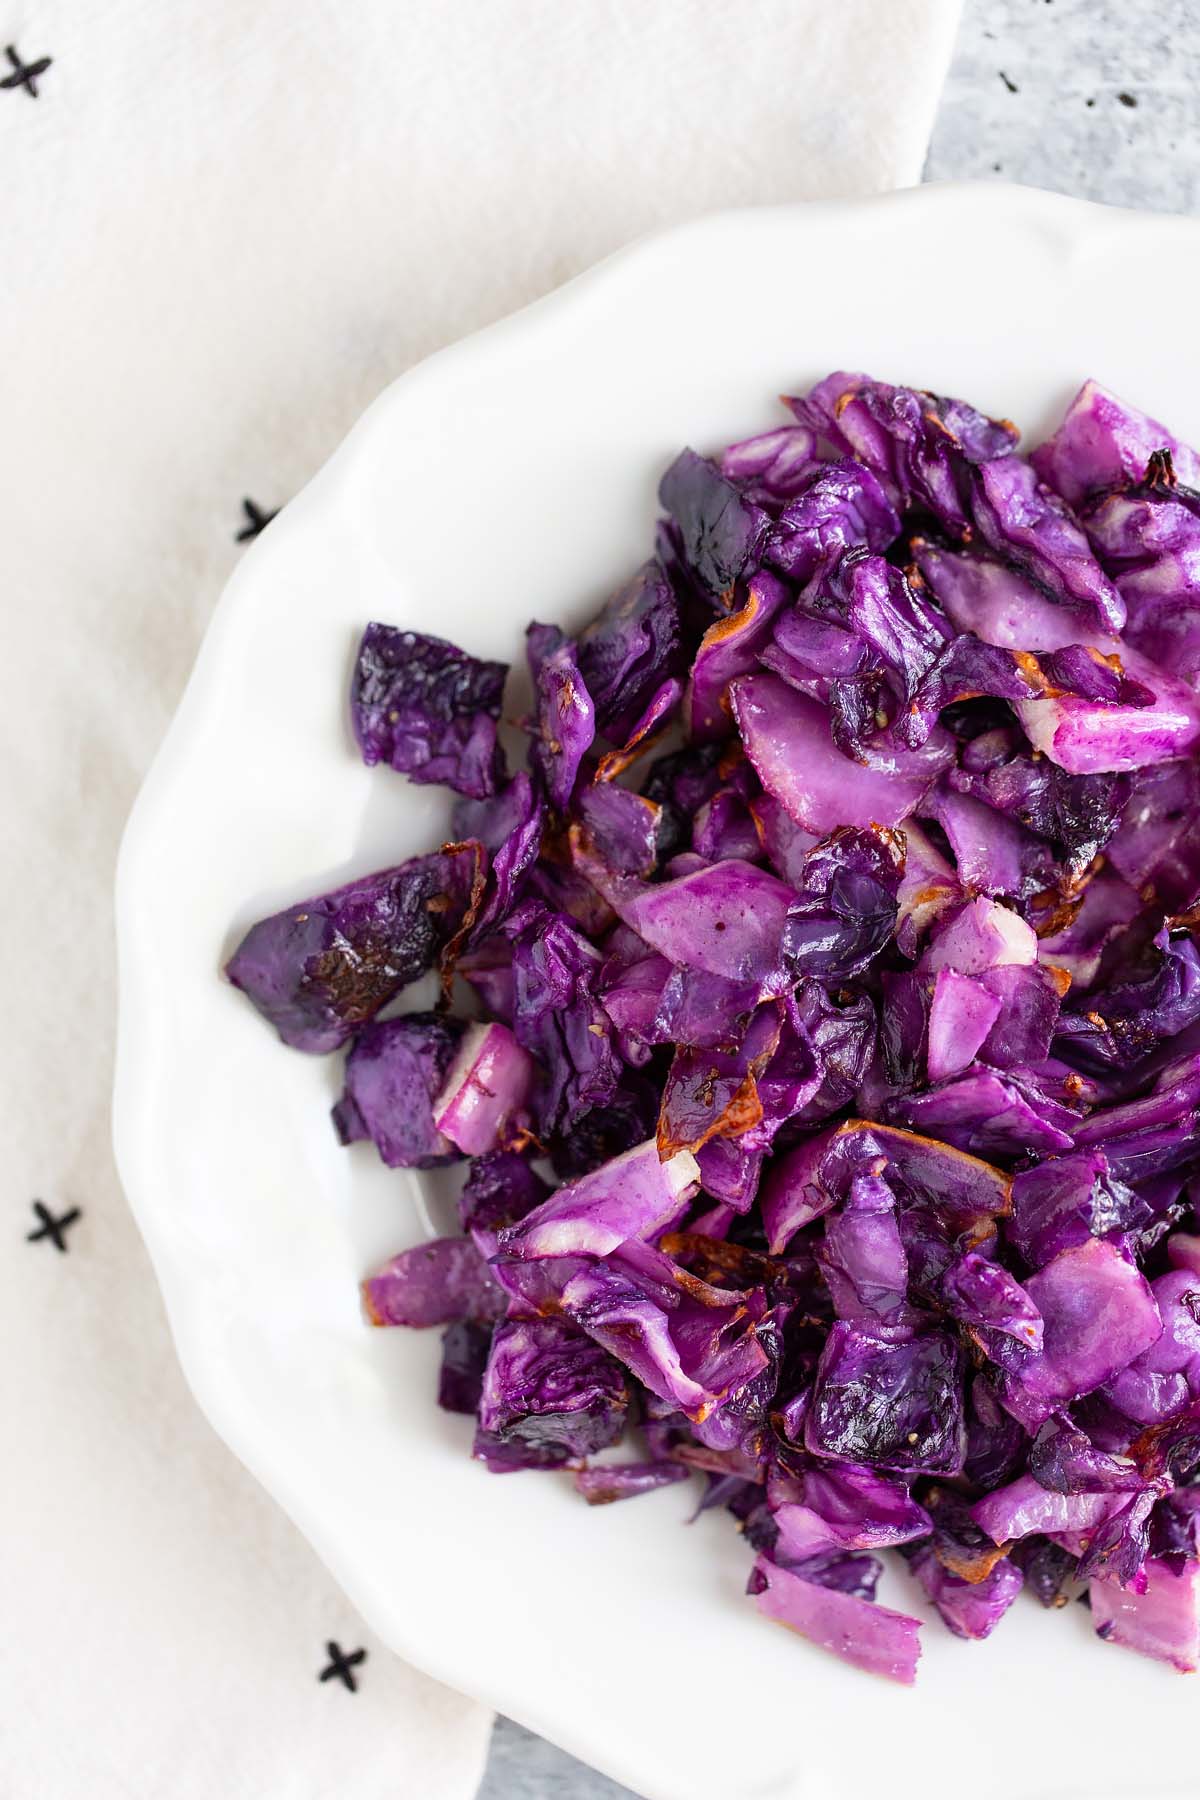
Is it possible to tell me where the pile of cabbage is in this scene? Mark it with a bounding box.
[227,373,1200,1683]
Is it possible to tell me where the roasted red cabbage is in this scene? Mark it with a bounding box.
[230,372,1200,1682]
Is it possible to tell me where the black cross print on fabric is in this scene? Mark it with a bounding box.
[235,498,278,542]
[1,45,52,98]
[26,1200,81,1252]
[318,1641,366,1691]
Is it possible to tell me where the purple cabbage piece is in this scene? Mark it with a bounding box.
[1085,474,1200,685]
[806,1323,966,1475]
[780,1551,882,1600]
[688,570,791,742]
[226,852,476,1053]
[1149,1487,1200,1569]
[472,1426,578,1473]
[438,1319,493,1414]
[550,1065,698,1180]
[576,782,661,877]
[454,773,536,858]
[1027,1415,1145,1495]
[1054,926,1200,1073]
[363,1236,506,1328]
[899,630,1041,751]
[691,788,762,864]
[951,751,1129,891]
[763,1117,1012,1255]
[916,542,1102,653]
[1015,1536,1078,1607]
[1008,1151,1148,1268]
[694,1139,763,1213]
[924,782,1056,901]
[972,1473,1129,1544]
[771,1461,931,1560]
[1038,871,1141,986]
[1101,1269,1200,1428]
[914,1479,1017,1583]
[976,962,1068,1071]
[650,966,765,1051]
[1031,378,1200,506]
[765,606,870,697]
[972,1469,1157,1588]
[658,449,771,608]
[909,1546,1024,1641]
[1037,642,1155,708]
[599,856,796,991]
[597,937,670,1058]
[893,820,961,956]
[496,1247,770,1422]
[574,1460,691,1504]
[1090,1557,1200,1671]
[815,1172,915,1334]
[350,622,506,799]
[548,1075,699,1199]
[604,674,682,771]
[1015,653,1200,776]
[782,827,902,982]
[730,672,945,835]
[789,370,1018,531]
[526,850,616,940]
[749,793,819,885]
[1070,1055,1200,1189]
[878,969,932,1089]
[459,1150,551,1259]
[1001,1240,1162,1426]
[746,1001,824,1150]
[454,933,514,1022]
[787,984,877,1124]
[888,1065,1079,1158]
[750,1554,922,1685]
[453,771,546,939]
[926,968,1002,1081]
[639,742,726,861]
[431,1021,534,1157]
[971,457,1125,634]
[498,1138,699,1260]
[478,1316,629,1462]
[526,625,596,810]
[719,424,820,504]
[657,1006,782,1158]
[1056,1482,1159,1584]
[941,1251,1043,1350]
[577,560,682,740]
[503,900,623,1139]
[1086,450,1200,676]
[1107,757,1200,910]
[963,1374,1028,1491]
[764,457,901,583]
[835,552,950,736]
[333,1012,464,1168]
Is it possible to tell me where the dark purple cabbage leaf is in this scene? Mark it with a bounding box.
[226,851,477,1052]
[351,622,506,798]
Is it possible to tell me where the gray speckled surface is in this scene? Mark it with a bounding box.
[478,3,1194,1793]
[925,0,1200,209]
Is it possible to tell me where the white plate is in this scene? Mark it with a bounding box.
[114,185,1200,1800]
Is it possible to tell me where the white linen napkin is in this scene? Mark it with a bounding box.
[0,2,961,1794]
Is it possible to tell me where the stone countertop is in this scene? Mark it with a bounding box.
[925,0,1199,210]
[478,1,1196,1792]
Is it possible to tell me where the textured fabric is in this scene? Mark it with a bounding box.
[0,2,960,1795]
